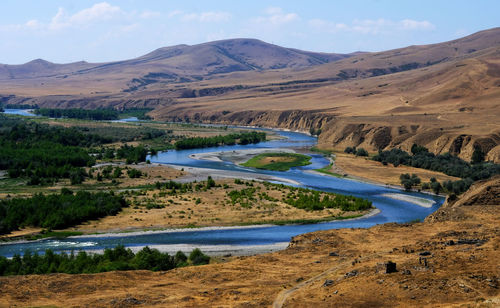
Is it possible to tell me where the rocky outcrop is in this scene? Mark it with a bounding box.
[426,175,500,222]
[151,107,500,162]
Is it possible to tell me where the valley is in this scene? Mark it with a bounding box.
[0,22,499,307]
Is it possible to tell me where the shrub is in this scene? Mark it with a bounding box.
[344,146,356,154]
[127,168,143,178]
[189,248,210,265]
[355,148,368,157]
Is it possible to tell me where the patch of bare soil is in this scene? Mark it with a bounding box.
[334,153,460,186]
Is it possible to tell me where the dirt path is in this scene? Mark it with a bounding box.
[273,259,351,308]
[273,253,382,308]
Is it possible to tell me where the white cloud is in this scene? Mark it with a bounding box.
[352,18,393,34]
[309,19,347,33]
[25,19,41,29]
[140,10,161,19]
[168,10,183,18]
[401,19,435,30]
[120,23,139,33]
[181,11,232,22]
[309,18,435,34]
[264,7,283,15]
[49,2,123,30]
[254,7,299,25]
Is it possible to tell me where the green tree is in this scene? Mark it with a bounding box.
[189,248,210,265]
[471,146,485,164]
[431,181,442,194]
[355,148,368,157]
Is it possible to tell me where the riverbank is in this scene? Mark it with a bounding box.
[380,193,436,208]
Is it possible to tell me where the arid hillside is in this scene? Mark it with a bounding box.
[0,38,350,95]
[1,28,500,161]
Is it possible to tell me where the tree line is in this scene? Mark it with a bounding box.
[174,131,266,150]
[0,118,111,184]
[0,245,210,276]
[372,144,499,195]
[373,144,499,180]
[34,108,120,120]
[0,117,155,183]
[0,117,112,146]
[33,107,154,121]
[0,190,127,234]
[114,144,149,164]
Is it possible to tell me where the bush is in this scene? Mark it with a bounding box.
[471,146,485,164]
[189,248,210,265]
[344,146,356,154]
[400,173,421,191]
[174,251,188,266]
[355,148,368,157]
[127,168,143,178]
[431,181,442,194]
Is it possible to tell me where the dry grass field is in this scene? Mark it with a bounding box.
[69,179,370,234]
[333,153,460,186]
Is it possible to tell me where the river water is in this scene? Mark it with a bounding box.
[0,125,443,257]
[1,108,39,117]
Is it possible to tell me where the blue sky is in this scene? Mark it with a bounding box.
[1,0,498,64]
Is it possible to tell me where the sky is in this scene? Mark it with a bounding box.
[0,0,499,64]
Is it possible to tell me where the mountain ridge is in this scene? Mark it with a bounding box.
[0,38,352,80]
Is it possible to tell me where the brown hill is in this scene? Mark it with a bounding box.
[1,28,499,161]
[0,38,349,82]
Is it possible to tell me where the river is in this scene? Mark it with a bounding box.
[0,124,443,257]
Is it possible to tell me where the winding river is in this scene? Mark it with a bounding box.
[0,123,444,257]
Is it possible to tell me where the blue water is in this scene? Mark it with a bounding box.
[1,108,39,117]
[0,128,443,257]
[113,117,141,123]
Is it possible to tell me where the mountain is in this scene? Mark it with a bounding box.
[0,59,93,80]
[0,28,499,162]
[0,39,350,81]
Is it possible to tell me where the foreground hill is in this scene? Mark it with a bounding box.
[1,28,499,161]
[1,178,498,307]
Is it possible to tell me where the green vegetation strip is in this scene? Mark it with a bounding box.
[33,107,154,121]
[239,215,364,226]
[0,245,209,276]
[174,131,266,150]
[315,163,343,178]
[242,153,312,171]
[372,144,500,194]
[227,181,372,211]
[0,190,128,235]
[0,116,150,185]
